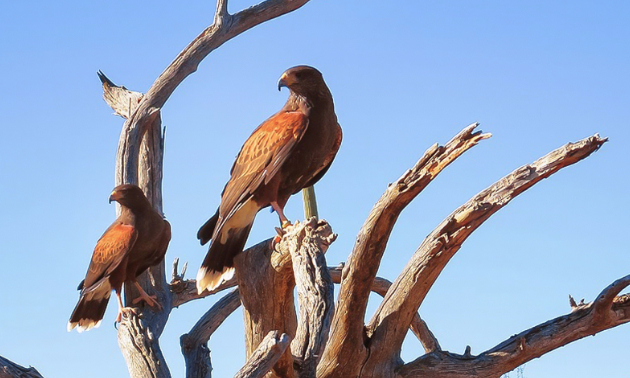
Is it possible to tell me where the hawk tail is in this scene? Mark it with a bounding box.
[196,222,253,294]
[197,210,219,245]
[67,280,112,332]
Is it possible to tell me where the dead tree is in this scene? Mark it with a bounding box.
[4,1,628,377]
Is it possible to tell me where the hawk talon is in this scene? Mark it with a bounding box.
[282,220,292,229]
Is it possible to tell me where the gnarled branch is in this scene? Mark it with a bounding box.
[319,123,490,378]
[362,134,607,377]
[328,266,441,353]
[399,275,630,378]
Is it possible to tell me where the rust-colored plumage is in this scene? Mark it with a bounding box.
[196,66,342,293]
[68,184,171,332]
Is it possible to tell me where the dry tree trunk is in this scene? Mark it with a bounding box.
[92,2,630,378]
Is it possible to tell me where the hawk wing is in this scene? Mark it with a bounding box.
[82,223,137,292]
[215,111,308,233]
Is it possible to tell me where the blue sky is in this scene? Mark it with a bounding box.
[1,1,628,377]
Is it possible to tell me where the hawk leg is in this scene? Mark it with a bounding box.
[270,201,292,228]
[131,281,162,310]
[115,291,137,323]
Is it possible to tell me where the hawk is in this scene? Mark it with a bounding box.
[196,65,342,293]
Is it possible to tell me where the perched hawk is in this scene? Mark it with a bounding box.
[68,184,171,332]
[196,65,342,293]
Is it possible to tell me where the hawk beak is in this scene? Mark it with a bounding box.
[277,72,292,91]
[109,191,120,204]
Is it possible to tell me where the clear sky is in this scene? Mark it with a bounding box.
[1,1,628,377]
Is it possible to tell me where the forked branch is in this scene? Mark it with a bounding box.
[361,134,607,376]
[319,123,490,377]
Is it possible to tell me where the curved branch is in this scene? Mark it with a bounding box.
[0,356,44,378]
[399,274,630,378]
[361,134,607,377]
[319,123,490,378]
[234,331,292,378]
[181,289,241,378]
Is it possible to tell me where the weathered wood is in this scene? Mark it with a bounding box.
[283,219,336,378]
[234,331,292,378]
[399,277,630,378]
[318,124,491,378]
[181,289,241,378]
[0,356,44,378]
[361,134,607,378]
[235,239,297,378]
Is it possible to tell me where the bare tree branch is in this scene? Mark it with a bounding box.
[181,289,241,378]
[284,219,336,377]
[361,134,607,377]
[0,356,44,378]
[399,275,630,378]
[97,71,143,119]
[101,1,311,377]
[319,123,490,378]
[234,331,292,378]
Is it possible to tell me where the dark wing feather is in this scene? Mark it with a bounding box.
[82,223,137,291]
[215,111,308,233]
